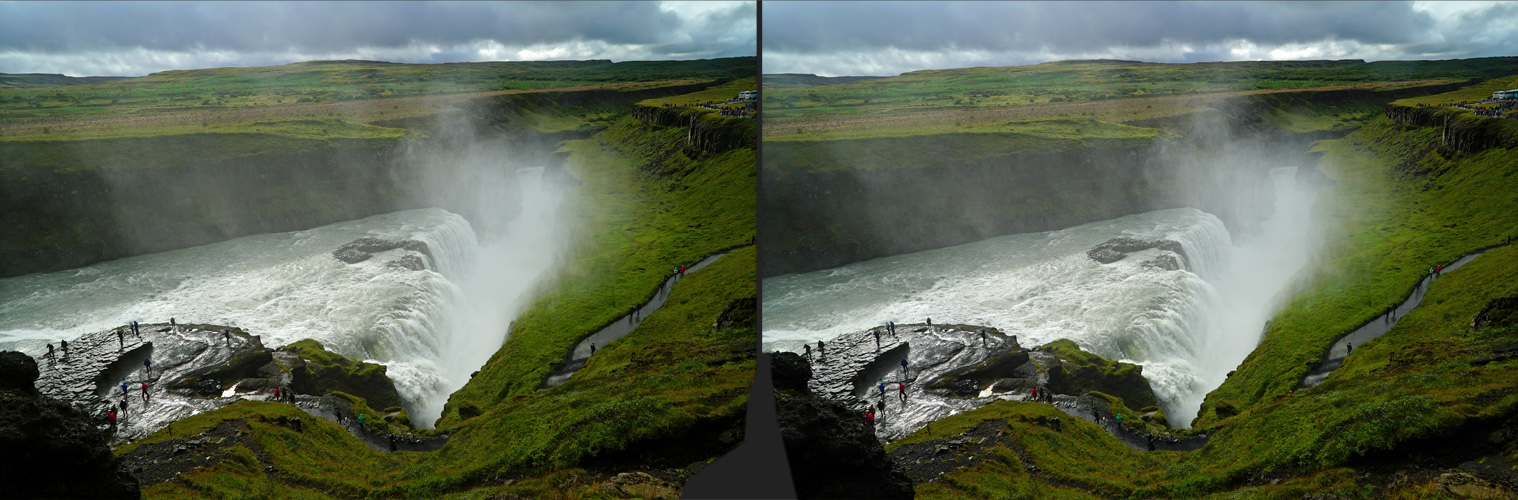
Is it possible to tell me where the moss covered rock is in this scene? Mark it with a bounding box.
[281,339,402,410]
[1040,339,1158,409]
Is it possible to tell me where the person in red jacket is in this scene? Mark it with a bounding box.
[865,411,875,425]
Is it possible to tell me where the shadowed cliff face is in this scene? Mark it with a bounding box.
[758,82,1474,279]
[772,351,914,500]
[0,351,141,499]
[0,82,731,279]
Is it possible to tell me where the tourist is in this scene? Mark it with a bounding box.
[170,317,176,330]
[141,382,149,402]
[107,410,116,428]
[866,411,875,425]
[873,329,881,350]
[223,330,231,343]
[926,318,932,326]
[132,321,140,338]
[144,357,152,377]
[889,321,895,336]
[60,340,68,355]
[117,329,125,348]
[898,382,907,402]
[803,344,811,358]
[46,344,54,360]
[121,381,129,397]
[1347,343,1353,355]
[900,358,909,378]
[590,343,596,355]
[818,340,825,358]
[1031,387,1038,400]
[878,382,886,397]
[274,387,280,400]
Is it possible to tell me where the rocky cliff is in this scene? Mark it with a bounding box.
[1385,103,1518,156]
[0,351,141,499]
[759,81,1476,278]
[773,351,914,500]
[632,105,757,156]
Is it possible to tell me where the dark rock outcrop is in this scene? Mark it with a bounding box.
[1087,237,1189,269]
[1472,296,1518,331]
[632,105,757,156]
[0,351,40,394]
[774,354,914,499]
[1141,254,1182,271]
[282,339,403,410]
[332,237,434,267]
[1040,339,1158,409]
[923,340,1028,396]
[771,352,813,394]
[0,351,140,499]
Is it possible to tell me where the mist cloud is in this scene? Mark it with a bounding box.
[0,1,755,76]
[764,1,1518,76]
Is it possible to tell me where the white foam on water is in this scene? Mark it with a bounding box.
[0,166,570,427]
[763,167,1320,426]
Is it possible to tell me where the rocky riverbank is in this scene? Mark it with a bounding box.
[27,322,435,452]
[792,323,1171,443]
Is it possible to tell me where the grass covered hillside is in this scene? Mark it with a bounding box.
[763,57,1518,143]
[0,57,753,139]
[880,77,1518,499]
[119,79,758,499]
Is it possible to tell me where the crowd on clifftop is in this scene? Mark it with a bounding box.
[661,93,758,118]
[1417,99,1518,121]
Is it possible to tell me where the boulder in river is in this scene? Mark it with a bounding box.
[332,237,435,268]
[1087,237,1189,269]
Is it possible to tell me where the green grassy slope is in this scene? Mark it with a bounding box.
[854,75,1518,499]
[436,114,755,425]
[125,83,757,498]
[1196,113,1518,428]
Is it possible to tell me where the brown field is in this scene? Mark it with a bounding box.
[0,79,707,138]
[763,80,1453,140]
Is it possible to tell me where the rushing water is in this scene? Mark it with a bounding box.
[763,167,1319,426]
[0,167,567,427]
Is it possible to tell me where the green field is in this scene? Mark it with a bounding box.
[872,74,1518,499]
[110,77,759,499]
[763,58,1518,141]
[0,57,754,140]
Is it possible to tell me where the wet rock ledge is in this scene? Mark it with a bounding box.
[26,323,430,453]
[795,323,1163,442]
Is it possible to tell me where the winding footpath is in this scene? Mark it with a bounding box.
[1298,242,1510,389]
[541,250,732,388]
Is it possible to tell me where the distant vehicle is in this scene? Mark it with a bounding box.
[1492,89,1518,101]
[738,90,757,102]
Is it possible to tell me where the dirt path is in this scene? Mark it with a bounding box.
[1298,241,1512,389]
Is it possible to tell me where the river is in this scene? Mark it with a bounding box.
[763,167,1320,425]
[0,167,568,427]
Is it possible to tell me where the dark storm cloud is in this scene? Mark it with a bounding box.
[0,1,754,76]
[764,1,1518,76]
[765,2,1426,53]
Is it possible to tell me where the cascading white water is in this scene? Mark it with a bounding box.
[0,166,570,427]
[762,167,1319,426]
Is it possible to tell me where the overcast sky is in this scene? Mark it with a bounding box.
[0,1,755,77]
[764,1,1518,76]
